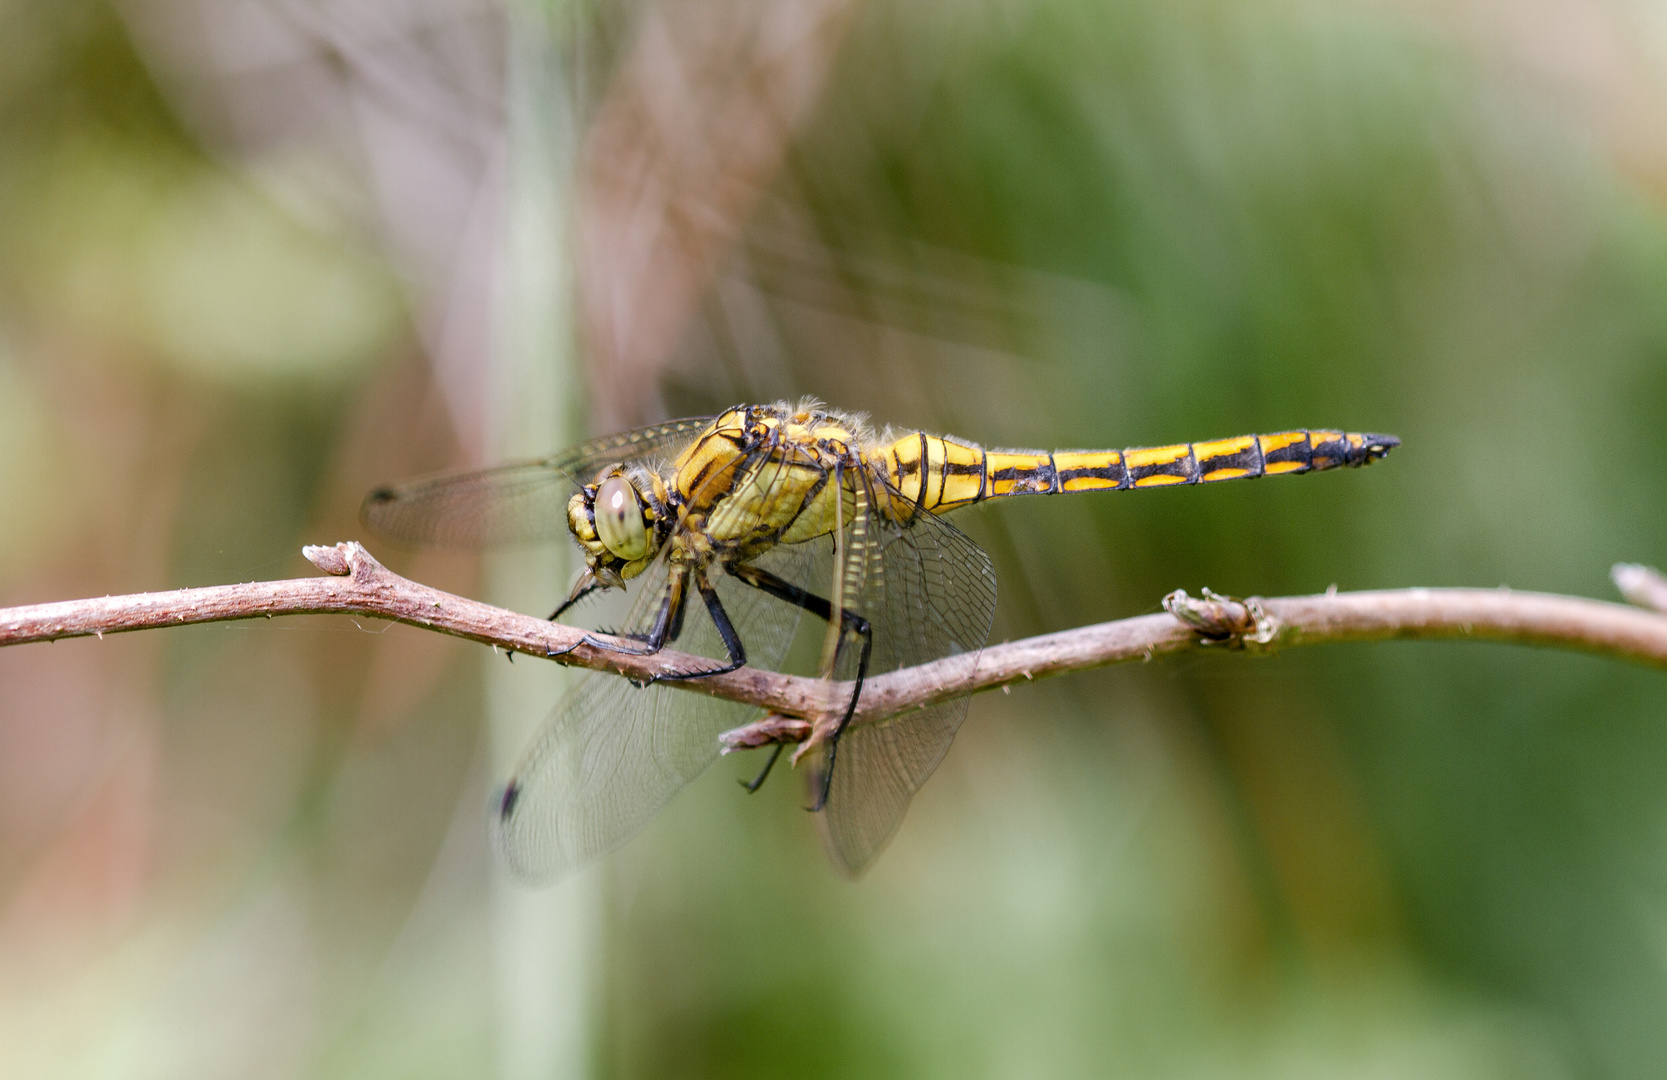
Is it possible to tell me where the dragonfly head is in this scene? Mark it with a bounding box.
[566,464,671,594]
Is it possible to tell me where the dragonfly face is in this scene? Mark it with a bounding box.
[564,462,674,595]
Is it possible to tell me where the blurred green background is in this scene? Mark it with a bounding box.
[4,0,1667,1076]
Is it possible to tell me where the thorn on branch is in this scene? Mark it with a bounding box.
[1163,587,1280,648]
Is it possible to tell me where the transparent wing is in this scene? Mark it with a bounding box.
[815,492,997,877]
[361,417,714,547]
[493,466,819,881]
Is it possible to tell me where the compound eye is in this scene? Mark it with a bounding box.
[594,476,648,561]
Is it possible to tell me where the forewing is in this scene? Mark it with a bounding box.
[543,417,716,481]
[494,661,746,881]
[493,525,818,881]
[361,417,713,547]
[817,500,996,877]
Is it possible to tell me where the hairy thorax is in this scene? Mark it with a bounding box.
[665,405,883,564]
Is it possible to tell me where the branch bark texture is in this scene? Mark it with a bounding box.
[3,543,1666,730]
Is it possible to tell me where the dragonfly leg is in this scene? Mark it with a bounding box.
[638,569,749,685]
[545,628,661,662]
[740,743,786,793]
[724,562,872,811]
[548,578,604,621]
[666,577,691,642]
[811,616,872,812]
[546,568,686,669]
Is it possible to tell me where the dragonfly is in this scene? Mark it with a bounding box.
[363,401,1398,878]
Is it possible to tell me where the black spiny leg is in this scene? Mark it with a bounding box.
[639,569,749,685]
[740,744,786,793]
[811,615,872,812]
[546,568,686,667]
[726,562,873,808]
[548,578,604,621]
[666,575,691,643]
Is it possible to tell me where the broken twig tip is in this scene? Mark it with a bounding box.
[303,544,352,576]
[722,714,815,752]
[1614,563,1667,615]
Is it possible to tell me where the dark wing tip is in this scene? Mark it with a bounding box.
[497,780,522,821]
[359,486,402,533]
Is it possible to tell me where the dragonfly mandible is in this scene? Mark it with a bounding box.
[363,401,1398,878]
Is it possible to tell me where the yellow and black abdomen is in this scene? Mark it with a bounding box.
[875,428,1399,515]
